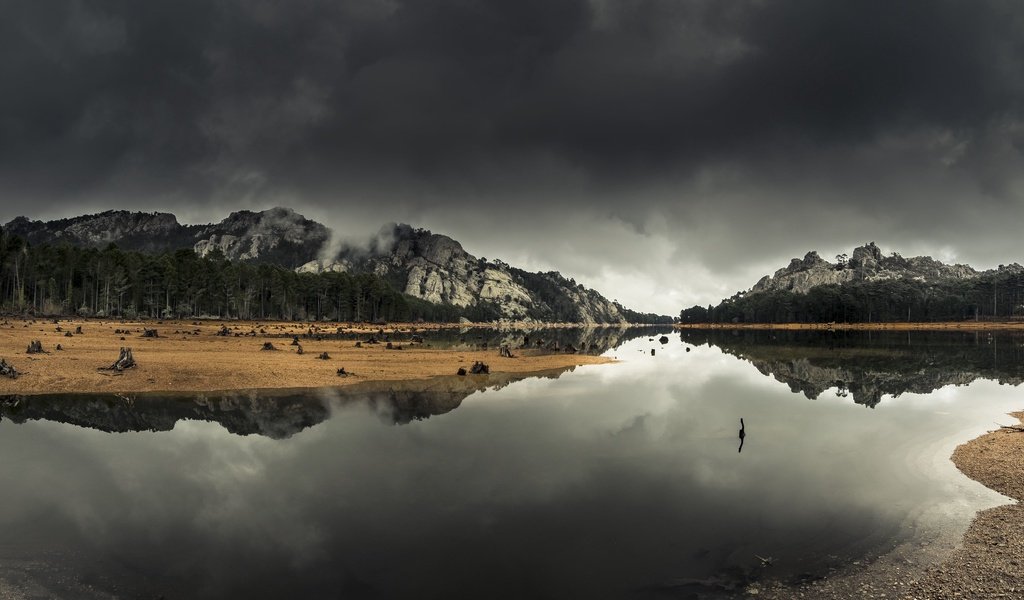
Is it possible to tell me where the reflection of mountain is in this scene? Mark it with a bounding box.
[288,325,666,356]
[680,329,1024,407]
[0,370,576,438]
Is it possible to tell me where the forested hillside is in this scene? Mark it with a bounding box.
[682,267,1024,324]
[0,231,500,322]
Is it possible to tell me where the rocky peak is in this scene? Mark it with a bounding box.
[850,242,883,268]
[751,242,979,295]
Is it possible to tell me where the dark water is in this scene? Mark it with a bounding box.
[1,328,1021,599]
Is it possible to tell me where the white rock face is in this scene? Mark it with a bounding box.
[192,207,330,265]
[751,244,980,295]
[296,259,348,274]
[344,224,629,322]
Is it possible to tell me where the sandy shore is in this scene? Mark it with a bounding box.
[0,319,612,395]
[760,413,1024,599]
[677,321,1024,331]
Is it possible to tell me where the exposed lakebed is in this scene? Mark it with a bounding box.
[1,328,1022,598]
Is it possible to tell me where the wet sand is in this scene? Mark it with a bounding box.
[760,413,1024,599]
[0,319,612,395]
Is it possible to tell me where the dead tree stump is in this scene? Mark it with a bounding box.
[76,326,83,334]
[457,367,467,376]
[261,342,278,351]
[316,352,331,360]
[291,336,300,346]
[217,325,231,336]
[470,361,490,375]
[296,344,304,355]
[56,344,63,351]
[336,367,349,377]
[26,340,45,354]
[0,359,19,379]
[100,347,136,371]
[141,329,159,338]
[499,346,515,358]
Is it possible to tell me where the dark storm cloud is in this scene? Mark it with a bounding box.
[4,0,1024,311]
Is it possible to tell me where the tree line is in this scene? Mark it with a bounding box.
[681,270,1024,324]
[0,230,503,322]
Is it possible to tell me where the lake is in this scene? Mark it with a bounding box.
[1,327,1021,599]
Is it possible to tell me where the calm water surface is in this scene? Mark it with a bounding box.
[1,328,1022,599]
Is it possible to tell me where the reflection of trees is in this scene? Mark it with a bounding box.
[680,329,1024,408]
[0,369,578,437]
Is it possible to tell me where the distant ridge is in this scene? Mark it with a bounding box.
[749,242,982,295]
[3,208,670,324]
[681,242,1024,324]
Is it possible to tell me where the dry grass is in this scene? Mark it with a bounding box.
[0,318,612,395]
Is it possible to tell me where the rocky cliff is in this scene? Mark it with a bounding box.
[4,207,328,268]
[4,210,642,323]
[299,224,629,323]
[750,242,980,295]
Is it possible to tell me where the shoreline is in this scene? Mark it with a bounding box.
[762,412,1024,598]
[0,318,614,396]
[677,321,1024,331]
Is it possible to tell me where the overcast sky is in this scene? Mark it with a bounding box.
[3,0,1024,314]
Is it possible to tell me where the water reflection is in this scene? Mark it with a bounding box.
[680,328,1024,406]
[0,370,573,438]
[0,328,1020,599]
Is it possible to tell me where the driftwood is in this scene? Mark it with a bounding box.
[0,359,19,379]
[26,340,45,354]
[469,361,489,375]
[499,345,515,358]
[100,347,136,371]
[316,352,331,360]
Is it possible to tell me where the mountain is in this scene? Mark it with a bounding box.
[300,224,629,323]
[4,207,328,268]
[750,242,979,295]
[3,210,654,323]
[682,242,1024,323]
